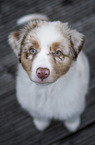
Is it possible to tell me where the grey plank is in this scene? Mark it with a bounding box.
[53,123,95,145]
[0,53,17,95]
[0,72,15,95]
[1,0,95,26]
[72,123,95,145]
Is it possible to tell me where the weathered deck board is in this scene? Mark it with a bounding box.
[54,123,95,145]
[1,0,95,145]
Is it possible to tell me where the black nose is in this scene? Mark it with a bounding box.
[36,67,50,80]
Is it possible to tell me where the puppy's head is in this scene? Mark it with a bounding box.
[9,20,85,84]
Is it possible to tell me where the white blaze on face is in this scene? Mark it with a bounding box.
[30,23,61,82]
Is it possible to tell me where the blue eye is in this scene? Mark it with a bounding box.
[54,50,62,56]
[29,47,37,55]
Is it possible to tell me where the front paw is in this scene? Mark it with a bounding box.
[64,116,80,132]
[33,118,50,131]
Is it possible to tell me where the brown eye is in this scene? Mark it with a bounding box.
[54,50,62,56]
[29,47,37,55]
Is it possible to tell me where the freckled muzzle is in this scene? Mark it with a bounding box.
[36,67,50,80]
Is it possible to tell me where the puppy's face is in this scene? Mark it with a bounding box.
[9,20,85,84]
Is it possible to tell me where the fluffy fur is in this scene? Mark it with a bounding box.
[9,14,90,132]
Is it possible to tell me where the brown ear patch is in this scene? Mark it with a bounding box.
[10,31,20,41]
[78,36,86,53]
[70,36,85,60]
[70,40,78,60]
[8,31,21,57]
[13,31,20,40]
[70,29,86,60]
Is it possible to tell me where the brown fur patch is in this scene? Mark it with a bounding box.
[13,31,20,40]
[21,53,32,78]
[21,21,38,46]
[50,42,70,57]
[50,55,71,81]
[31,40,39,50]
[49,41,71,81]
[51,42,61,52]
[18,21,40,62]
[20,21,39,56]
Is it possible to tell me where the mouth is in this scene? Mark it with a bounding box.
[36,79,49,84]
[31,78,53,85]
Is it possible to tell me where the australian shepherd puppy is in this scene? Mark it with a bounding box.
[9,14,90,132]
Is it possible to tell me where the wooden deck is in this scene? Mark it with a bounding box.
[0,0,95,144]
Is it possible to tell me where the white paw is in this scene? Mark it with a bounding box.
[64,117,80,132]
[33,118,50,131]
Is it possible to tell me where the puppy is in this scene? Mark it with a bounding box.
[9,14,90,132]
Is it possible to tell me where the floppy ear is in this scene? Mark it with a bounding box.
[8,31,20,57]
[70,30,86,59]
